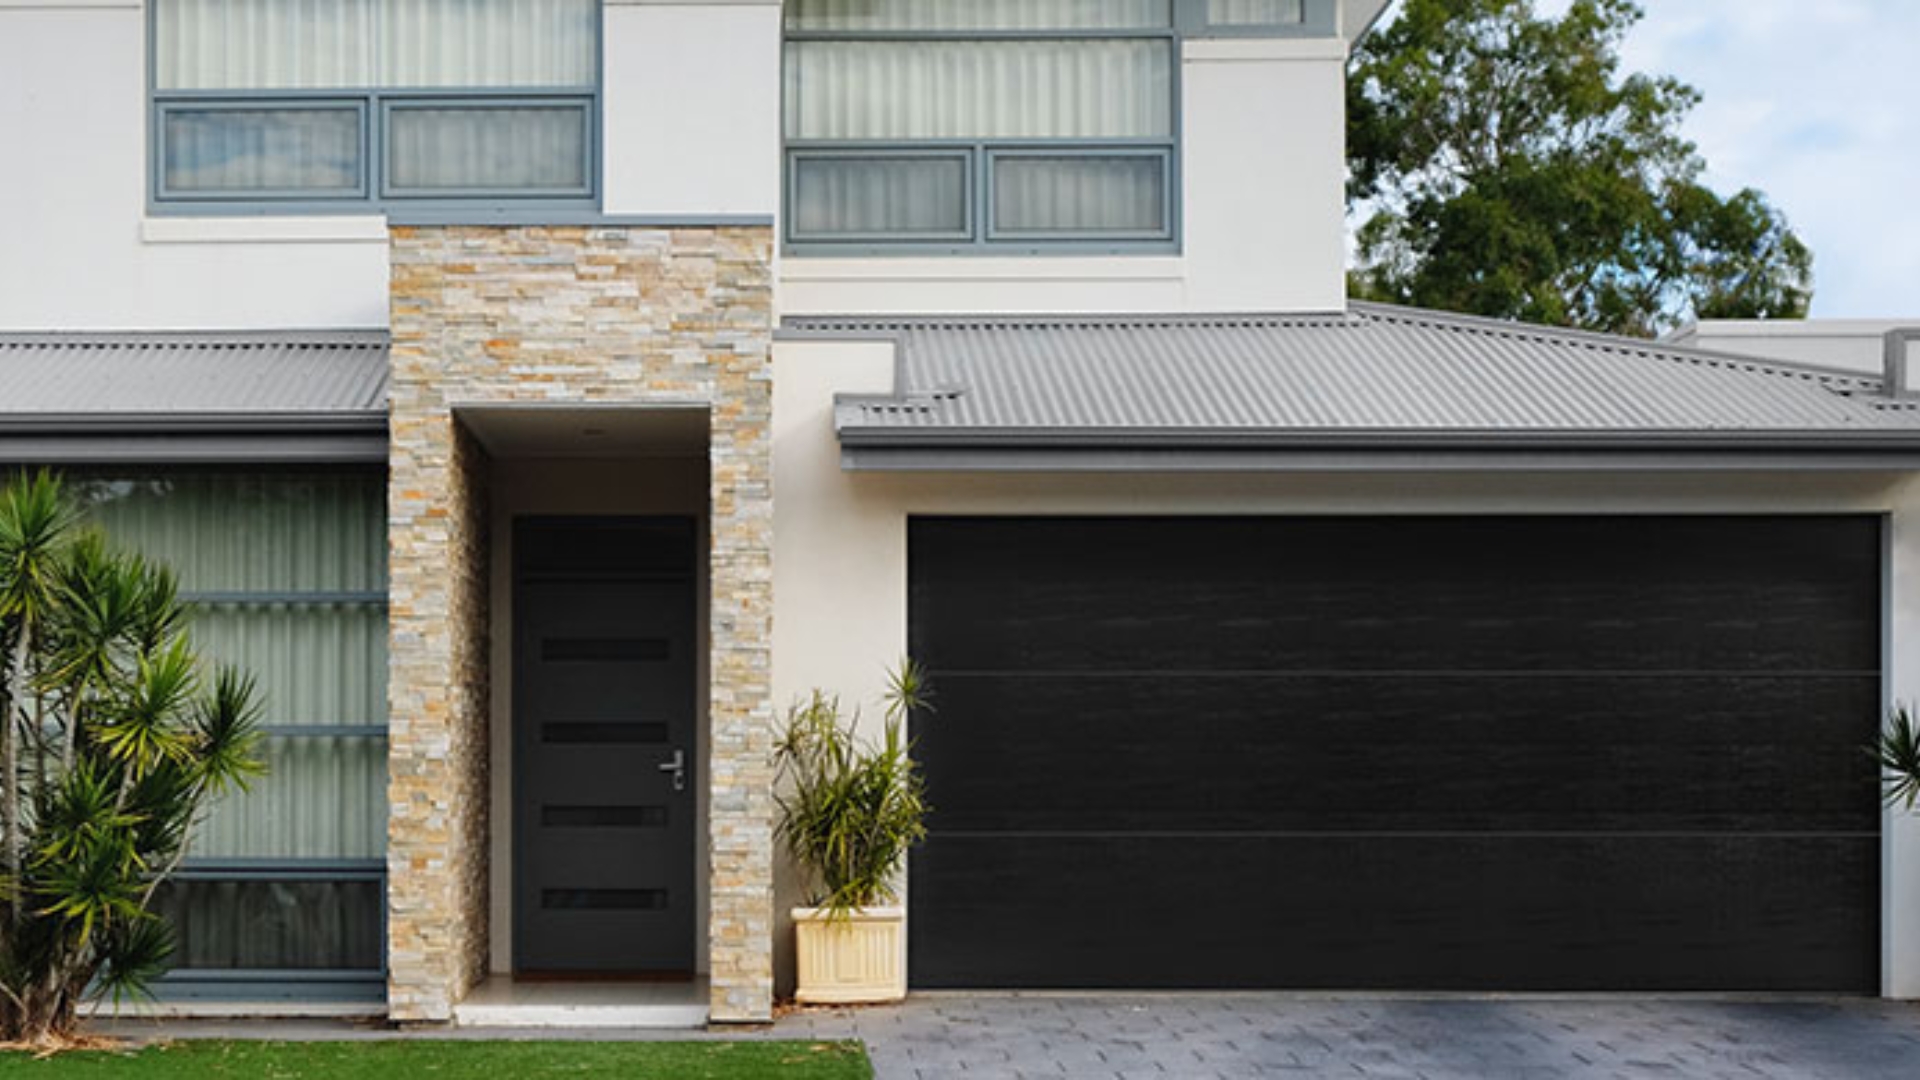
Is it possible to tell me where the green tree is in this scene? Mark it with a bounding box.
[0,473,264,1048]
[1347,0,1812,337]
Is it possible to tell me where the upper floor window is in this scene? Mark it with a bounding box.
[1206,0,1308,27]
[782,0,1180,253]
[150,0,600,213]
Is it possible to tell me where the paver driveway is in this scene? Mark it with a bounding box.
[776,994,1920,1080]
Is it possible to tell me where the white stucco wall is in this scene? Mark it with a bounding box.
[1672,320,1920,377]
[0,0,390,330]
[601,0,781,218]
[770,338,1920,998]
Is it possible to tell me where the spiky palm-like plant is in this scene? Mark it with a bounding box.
[774,660,932,916]
[1879,705,1920,812]
[0,472,264,1046]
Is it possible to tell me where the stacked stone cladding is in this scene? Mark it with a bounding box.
[386,223,776,1023]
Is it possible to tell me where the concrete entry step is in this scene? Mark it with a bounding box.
[453,976,710,1029]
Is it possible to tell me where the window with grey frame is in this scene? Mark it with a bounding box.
[149,0,600,213]
[782,0,1182,253]
[1196,0,1337,35]
[70,471,390,1002]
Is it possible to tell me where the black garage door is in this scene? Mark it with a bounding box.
[907,517,1882,992]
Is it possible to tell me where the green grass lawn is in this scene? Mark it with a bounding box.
[0,1040,871,1079]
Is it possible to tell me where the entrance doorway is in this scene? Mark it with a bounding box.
[512,516,699,976]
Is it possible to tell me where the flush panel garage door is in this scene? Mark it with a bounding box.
[906,517,1882,992]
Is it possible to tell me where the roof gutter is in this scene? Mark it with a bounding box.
[836,426,1920,473]
[0,411,389,465]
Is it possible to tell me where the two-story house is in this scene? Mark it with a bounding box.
[4,0,1920,1028]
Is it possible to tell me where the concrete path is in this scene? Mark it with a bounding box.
[93,994,1920,1079]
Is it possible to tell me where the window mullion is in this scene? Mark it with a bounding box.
[366,89,380,201]
[974,142,988,246]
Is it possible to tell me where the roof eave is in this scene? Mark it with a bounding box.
[836,427,1920,473]
[0,411,388,434]
[0,411,391,465]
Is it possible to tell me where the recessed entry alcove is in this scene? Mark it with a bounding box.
[459,404,714,1027]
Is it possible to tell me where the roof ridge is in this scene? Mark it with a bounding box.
[1349,301,1879,388]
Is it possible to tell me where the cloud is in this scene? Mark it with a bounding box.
[1617,0,1920,317]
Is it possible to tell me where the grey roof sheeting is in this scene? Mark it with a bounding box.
[0,331,389,463]
[798,303,1920,470]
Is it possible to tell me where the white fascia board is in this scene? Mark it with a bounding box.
[1341,0,1394,41]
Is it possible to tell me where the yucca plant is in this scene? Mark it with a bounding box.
[774,660,932,916]
[1879,704,1920,811]
[0,472,265,1047]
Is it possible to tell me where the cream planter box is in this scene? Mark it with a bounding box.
[792,906,906,1005]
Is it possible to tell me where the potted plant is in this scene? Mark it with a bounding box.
[774,660,930,1005]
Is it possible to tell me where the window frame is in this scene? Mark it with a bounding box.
[377,94,598,201]
[786,146,977,245]
[781,11,1185,256]
[152,97,373,204]
[146,0,604,217]
[983,145,1178,244]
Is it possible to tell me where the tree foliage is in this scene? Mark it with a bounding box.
[0,473,264,1047]
[1347,0,1813,336]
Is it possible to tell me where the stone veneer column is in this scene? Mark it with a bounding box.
[386,413,491,1021]
[386,224,777,1023]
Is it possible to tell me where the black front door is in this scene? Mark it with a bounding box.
[513,517,697,976]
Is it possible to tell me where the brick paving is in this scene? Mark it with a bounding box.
[776,995,1920,1079]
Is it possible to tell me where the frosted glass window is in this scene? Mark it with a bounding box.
[786,39,1173,141]
[786,0,1172,31]
[993,155,1167,236]
[75,473,387,595]
[162,107,363,195]
[71,472,388,866]
[156,0,375,91]
[155,0,594,90]
[1208,0,1307,23]
[387,105,590,192]
[791,155,969,239]
[380,0,596,87]
[192,737,388,860]
[186,605,387,729]
[783,1,1179,247]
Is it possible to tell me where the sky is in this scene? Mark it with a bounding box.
[1600,0,1918,317]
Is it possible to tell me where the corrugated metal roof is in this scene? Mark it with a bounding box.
[794,304,1920,460]
[0,331,389,420]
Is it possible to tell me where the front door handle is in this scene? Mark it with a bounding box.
[658,748,687,793]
